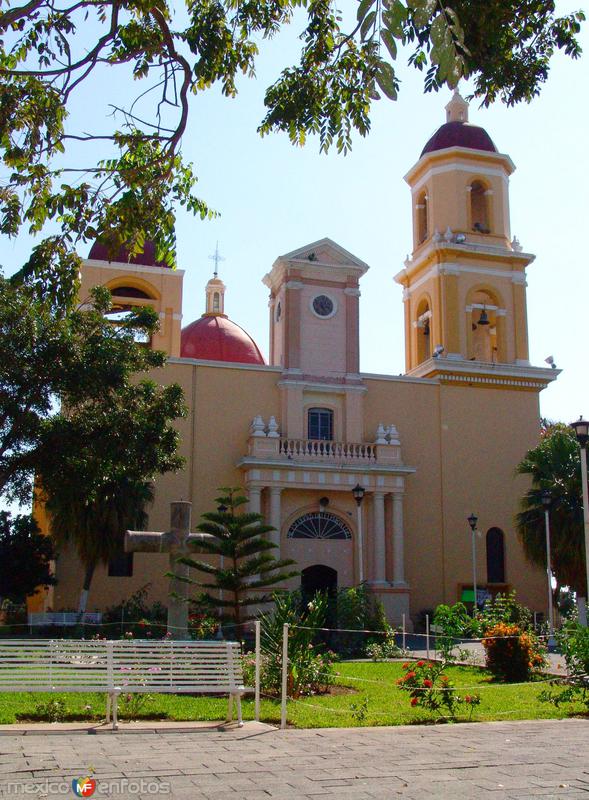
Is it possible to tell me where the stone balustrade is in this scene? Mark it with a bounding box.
[247,416,403,466]
[279,438,377,463]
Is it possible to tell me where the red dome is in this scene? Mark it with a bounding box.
[421,121,497,156]
[88,240,171,268]
[180,315,265,365]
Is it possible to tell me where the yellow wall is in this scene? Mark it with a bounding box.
[51,360,547,623]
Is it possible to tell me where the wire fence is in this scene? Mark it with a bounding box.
[0,615,575,731]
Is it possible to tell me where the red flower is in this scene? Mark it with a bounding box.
[417,660,425,667]
[405,671,416,680]
[423,679,432,688]
[464,695,472,703]
[402,662,409,670]
[410,697,419,706]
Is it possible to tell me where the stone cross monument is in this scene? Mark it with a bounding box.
[125,501,211,639]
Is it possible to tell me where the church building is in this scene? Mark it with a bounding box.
[47,91,558,627]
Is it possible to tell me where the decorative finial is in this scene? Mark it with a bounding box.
[445,88,469,123]
[208,241,225,278]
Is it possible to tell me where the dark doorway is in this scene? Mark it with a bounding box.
[301,565,337,627]
[486,528,505,584]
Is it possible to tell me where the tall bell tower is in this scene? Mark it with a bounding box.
[394,91,557,392]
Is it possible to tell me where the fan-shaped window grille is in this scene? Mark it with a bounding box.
[288,512,351,540]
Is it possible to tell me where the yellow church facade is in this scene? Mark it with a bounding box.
[48,92,557,627]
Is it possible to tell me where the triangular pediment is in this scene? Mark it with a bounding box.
[278,237,369,272]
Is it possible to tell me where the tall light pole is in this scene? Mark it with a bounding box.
[352,484,366,584]
[571,416,589,626]
[541,490,554,638]
[467,513,478,615]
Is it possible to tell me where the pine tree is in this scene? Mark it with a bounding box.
[178,488,298,632]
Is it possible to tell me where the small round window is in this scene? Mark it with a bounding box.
[312,295,335,318]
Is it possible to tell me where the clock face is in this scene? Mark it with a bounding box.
[312,294,334,318]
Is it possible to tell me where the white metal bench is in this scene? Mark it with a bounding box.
[0,639,248,729]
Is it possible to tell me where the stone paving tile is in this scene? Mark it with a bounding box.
[0,719,588,798]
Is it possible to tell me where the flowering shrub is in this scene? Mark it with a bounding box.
[396,661,481,720]
[188,612,219,640]
[242,647,335,698]
[257,592,337,698]
[482,622,546,682]
[540,621,589,710]
[366,631,404,661]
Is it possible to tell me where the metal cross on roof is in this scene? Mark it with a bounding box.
[209,241,225,278]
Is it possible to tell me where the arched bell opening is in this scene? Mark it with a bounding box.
[470,180,491,234]
[415,296,432,364]
[416,191,428,245]
[468,289,502,362]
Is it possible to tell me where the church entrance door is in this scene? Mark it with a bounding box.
[301,564,337,627]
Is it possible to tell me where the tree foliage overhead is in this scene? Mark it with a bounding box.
[516,422,586,596]
[0,0,583,288]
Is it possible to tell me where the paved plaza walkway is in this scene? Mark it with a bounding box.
[1,718,588,799]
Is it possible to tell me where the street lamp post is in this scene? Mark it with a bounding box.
[352,484,366,584]
[541,490,554,638]
[571,416,589,626]
[467,513,478,615]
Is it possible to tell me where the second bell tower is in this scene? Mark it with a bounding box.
[395,91,556,393]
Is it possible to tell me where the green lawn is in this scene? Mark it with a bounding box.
[0,662,585,728]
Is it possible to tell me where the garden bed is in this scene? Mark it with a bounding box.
[1,662,586,728]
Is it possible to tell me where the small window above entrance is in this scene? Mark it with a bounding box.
[308,408,334,441]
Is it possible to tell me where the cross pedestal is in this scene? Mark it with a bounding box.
[125,501,211,639]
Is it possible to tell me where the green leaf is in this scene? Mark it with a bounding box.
[357,0,376,23]
[376,61,398,100]
[380,27,398,60]
[360,9,377,41]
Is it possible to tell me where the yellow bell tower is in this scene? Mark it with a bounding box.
[395,91,557,392]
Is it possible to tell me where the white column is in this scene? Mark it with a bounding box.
[392,492,406,586]
[248,487,262,515]
[269,487,282,556]
[372,492,386,584]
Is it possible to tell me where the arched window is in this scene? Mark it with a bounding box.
[416,191,428,243]
[416,299,432,364]
[308,408,333,441]
[470,181,490,233]
[486,528,505,584]
[288,512,351,540]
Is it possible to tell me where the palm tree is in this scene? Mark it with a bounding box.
[46,478,153,613]
[516,422,586,595]
[178,488,299,633]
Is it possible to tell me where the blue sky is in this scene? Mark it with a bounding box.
[2,0,588,434]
